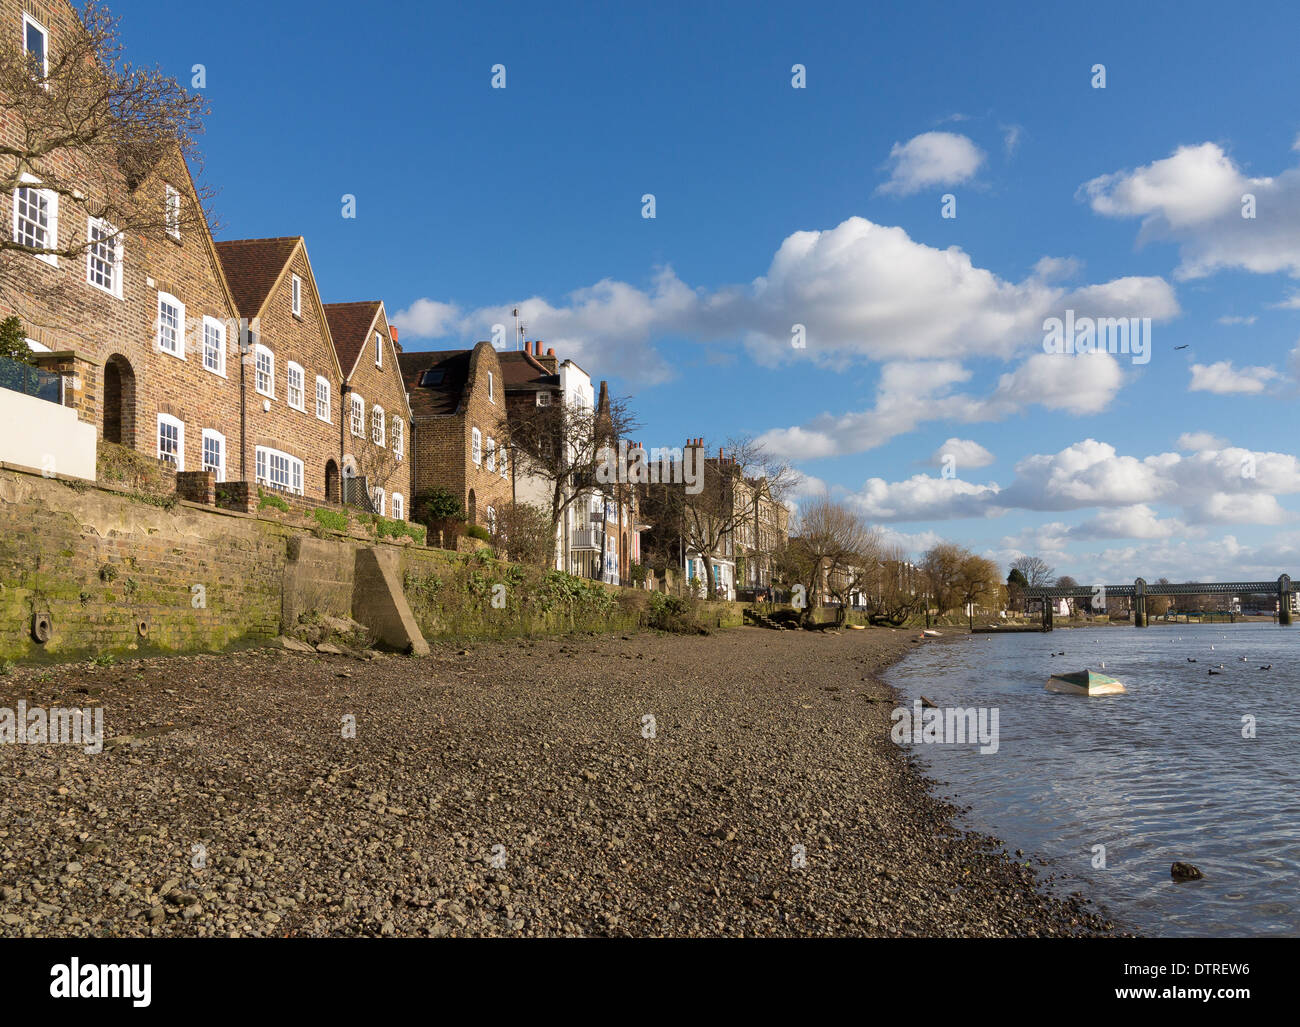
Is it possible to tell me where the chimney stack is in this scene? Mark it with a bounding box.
[389,325,401,350]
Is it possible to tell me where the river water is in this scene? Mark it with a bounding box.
[883,622,1300,936]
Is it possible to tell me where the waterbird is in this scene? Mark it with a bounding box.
[1209,669,1222,676]
[1260,665,1272,670]
[1188,658,1198,663]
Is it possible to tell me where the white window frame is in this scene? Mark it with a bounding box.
[536,391,550,407]
[471,427,482,465]
[486,437,496,472]
[287,361,305,411]
[85,217,123,298]
[499,446,507,479]
[14,174,57,267]
[22,13,48,78]
[201,316,226,376]
[391,418,404,460]
[371,405,385,446]
[254,344,275,398]
[255,445,304,496]
[156,292,185,359]
[391,493,404,521]
[350,394,365,437]
[487,371,495,403]
[372,486,385,516]
[374,331,383,368]
[164,184,181,240]
[201,428,226,481]
[315,376,331,422]
[291,274,302,317]
[157,413,185,470]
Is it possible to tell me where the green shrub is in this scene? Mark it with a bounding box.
[375,516,426,544]
[313,507,349,533]
[465,523,492,542]
[258,489,290,513]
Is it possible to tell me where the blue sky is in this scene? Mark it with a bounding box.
[120,0,1300,583]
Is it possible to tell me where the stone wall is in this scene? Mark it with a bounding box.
[0,463,746,664]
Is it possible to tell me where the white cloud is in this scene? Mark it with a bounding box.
[392,216,1178,386]
[1069,504,1187,540]
[390,298,462,339]
[877,132,985,196]
[1001,124,1023,157]
[1082,142,1300,280]
[1216,314,1257,325]
[1177,431,1227,451]
[1189,360,1281,394]
[927,437,995,469]
[850,474,1003,522]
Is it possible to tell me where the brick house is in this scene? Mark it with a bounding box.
[214,237,344,503]
[0,1,246,482]
[323,301,412,520]
[398,340,512,528]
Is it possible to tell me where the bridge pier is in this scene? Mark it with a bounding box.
[1041,600,1053,632]
[1134,578,1148,628]
[1281,575,1293,626]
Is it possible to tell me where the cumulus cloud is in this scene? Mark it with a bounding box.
[877,132,985,196]
[835,438,1300,527]
[1189,360,1281,394]
[1177,431,1228,451]
[926,437,995,470]
[390,216,1178,387]
[1081,142,1300,280]
[759,351,1127,461]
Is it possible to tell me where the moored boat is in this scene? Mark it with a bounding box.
[1045,669,1126,696]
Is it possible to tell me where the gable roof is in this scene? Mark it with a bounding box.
[498,350,558,391]
[323,301,383,378]
[214,237,302,317]
[398,349,472,418]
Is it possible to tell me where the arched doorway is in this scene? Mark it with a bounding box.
[102,354,135,446]
[467,489,477,525]
[324,459,340,503]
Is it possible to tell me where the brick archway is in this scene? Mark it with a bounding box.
[102,354,135,446]
[324,460,340,503]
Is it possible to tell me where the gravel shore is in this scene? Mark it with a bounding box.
[0,627,1118,937]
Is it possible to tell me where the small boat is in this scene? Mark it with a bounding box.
[922,629,941,637]
[1045,669,1127,696]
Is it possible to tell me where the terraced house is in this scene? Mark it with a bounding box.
[214,237,345,502]
[323,301,412,519]
[0,0,415,518]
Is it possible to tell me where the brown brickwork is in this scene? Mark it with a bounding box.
[324,302,413,519]
[399,341,512,526]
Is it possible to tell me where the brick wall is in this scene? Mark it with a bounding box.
[239,243,343,501]
[339,305,412,518]
[411,341,512,526]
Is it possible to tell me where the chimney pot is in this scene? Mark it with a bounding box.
[390,326,399,344]
[546,347,555,357]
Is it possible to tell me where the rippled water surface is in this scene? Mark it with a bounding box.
[884,623,1300,936]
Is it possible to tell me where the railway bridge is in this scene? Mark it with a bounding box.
[1022,575,1294,630]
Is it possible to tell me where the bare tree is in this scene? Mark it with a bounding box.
[956,554,1002,629]
[647,437,794,601]
[921,542,968,615]
[1011,555,1056,588]
[783,497,879,625]
[498,389,638,568]
[864,545,924,626]
[1,2,213,326]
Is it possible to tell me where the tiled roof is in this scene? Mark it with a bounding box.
[498,350,558,390]
[398,349,472,418]
[323,301,382,377]
[213,237,301,316]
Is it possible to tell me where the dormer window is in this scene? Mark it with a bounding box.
[164,184,181,240]
[374,331,383,368]
[291,275,302,317]
[23,13,47,77]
